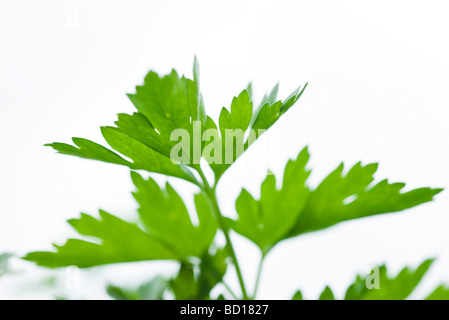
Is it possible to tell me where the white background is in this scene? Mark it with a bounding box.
[0,0,448,299]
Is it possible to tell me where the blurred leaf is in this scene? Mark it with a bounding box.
[107,276,168,300]
[171,264,197,300]
[292,260,435,300]
[292,290,303,300]
[138,276,168,300]
[344,259,434,300]
[319,286,335,300]
[170,249,228,300]
[198,249,228,299]
[425,285,449,300]
[0,252,13,276]
[107,285,139,300]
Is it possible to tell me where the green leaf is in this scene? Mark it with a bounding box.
[209,83,307,181]
[137,276,169,300]
[291,290,303,300]
[46,59,307,185]
[107,276,168,300]
[170,249,228,300]
[125,62,206,164]
[344,259,434,300]
[425,285,449,300]
[127,69,199,135]
[219,90,252,134]
[260,83,279,108]
[113,112,173,158]
[319,286,335,300]
[45,138,131,166]
[250,83,279,129]
[171,263,197,300]
[46,132,197,184]
[24,169,217,268]
[230,147,442,252]
[198,249,228,299]
[46,58,210,184]
[131,172,217,258]
[251,83,307,133]
[193,56,207,126]
[245,83,253,101]
[23,210,179,268]
[107,285,139,300]
[292,260,435,300]
[119,57,207,162]
[229,148,310,253]
[207,89,252,178]
[288,161,443,237]
[101,126,197,182]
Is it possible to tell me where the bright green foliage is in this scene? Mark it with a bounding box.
[24,210,178,267]
[46,133,196,183]
[229,148,310,254]
[251,83,307,133]
[45,62,207,183]
[293,259,446,300]
[219,90,252,135]
[24,173,217,267]
[344,259,434,300]
[131,172,217,258]
[127,69,204,135]
[214,89,252,176]
[44,58,304,184]
[45,138,130,166]
[27,59,446,300]
[211,83,307,180]
[289,163,442,237]
[230,147,442,253]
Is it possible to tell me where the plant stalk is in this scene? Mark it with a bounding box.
[221,281,238,300]
[195,166,249,300]
[252,255,265,299]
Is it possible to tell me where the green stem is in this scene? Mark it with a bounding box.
[195,166,249,300]
[221,281,238,300]
[252,255,265,299]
